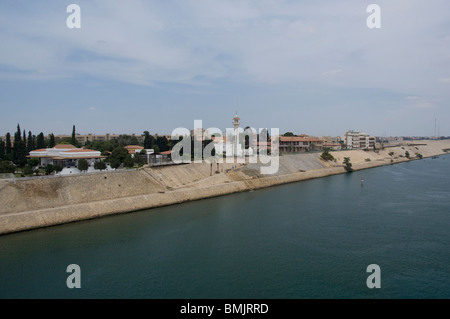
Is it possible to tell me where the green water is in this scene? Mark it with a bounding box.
[0,155,449,298]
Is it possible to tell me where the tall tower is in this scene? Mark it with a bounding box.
[233,112,240,156]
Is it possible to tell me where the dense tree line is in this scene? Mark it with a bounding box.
[0,125,82,169]
[142,131,172,153]
[0,124,33,169]
[0,123,63,173]
[0,127,203,174]
[84,131,173,168]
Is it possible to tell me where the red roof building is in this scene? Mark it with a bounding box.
[28,145,105,168]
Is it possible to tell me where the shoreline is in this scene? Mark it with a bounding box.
[1,140,449,236]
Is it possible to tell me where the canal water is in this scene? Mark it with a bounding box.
[0,155,449,298]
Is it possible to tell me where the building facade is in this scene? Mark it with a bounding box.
[28,144,106,168]
[344,131,375,149]
[51,133,145,145]
[279,136,324,153]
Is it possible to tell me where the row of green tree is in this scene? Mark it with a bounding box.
[84,131,172,156]
[1,124,218,174]
[0,125,168,172]
[0,124,46,168]
[0,124,72,168]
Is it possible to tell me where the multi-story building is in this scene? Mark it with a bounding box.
[52,133,145,145]
[279,136,324,153]
[344,131,375,149]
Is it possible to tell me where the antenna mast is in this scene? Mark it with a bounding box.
[435,118,437,139]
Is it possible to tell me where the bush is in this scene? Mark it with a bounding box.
[388,152,394,156]
[54,165,63,173]
[109,158,121,169]
[78,159,89,172]
[23,166,34,176]
[320,149,335,161]
[110,146,128,163]
[124,154,134,168]
[45,164,55,175]
[405,151,410,158]
[134,153,144,165]
[0,160,15,173]
[343,157,353,172]
[28,158,40,168]
[365,158,371,162]
[94,161,107,171]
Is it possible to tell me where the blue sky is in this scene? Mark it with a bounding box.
[0,0,449,137]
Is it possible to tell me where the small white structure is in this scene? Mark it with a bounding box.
[125,145,144,158]
[139,149,154,155]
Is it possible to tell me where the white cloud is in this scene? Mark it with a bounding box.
[0,0,449,125]
[0,0,447,93]
[322,69,343,78]
[405,96,435,109]
[408,102,434,109]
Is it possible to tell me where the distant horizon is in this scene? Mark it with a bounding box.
[1,125,448,140]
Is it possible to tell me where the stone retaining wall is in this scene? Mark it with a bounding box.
[1,140,449,235]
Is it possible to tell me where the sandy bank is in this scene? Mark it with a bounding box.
[1,140,449,235]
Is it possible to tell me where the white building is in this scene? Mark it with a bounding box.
[28,144,107,171]
[124,145,154,159]
[344,131,376,149]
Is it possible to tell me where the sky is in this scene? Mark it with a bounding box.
[0,0,449,137]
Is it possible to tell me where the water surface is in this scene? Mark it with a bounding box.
[0,155,449,298]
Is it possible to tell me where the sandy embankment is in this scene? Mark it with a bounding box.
[0,140,449,235]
